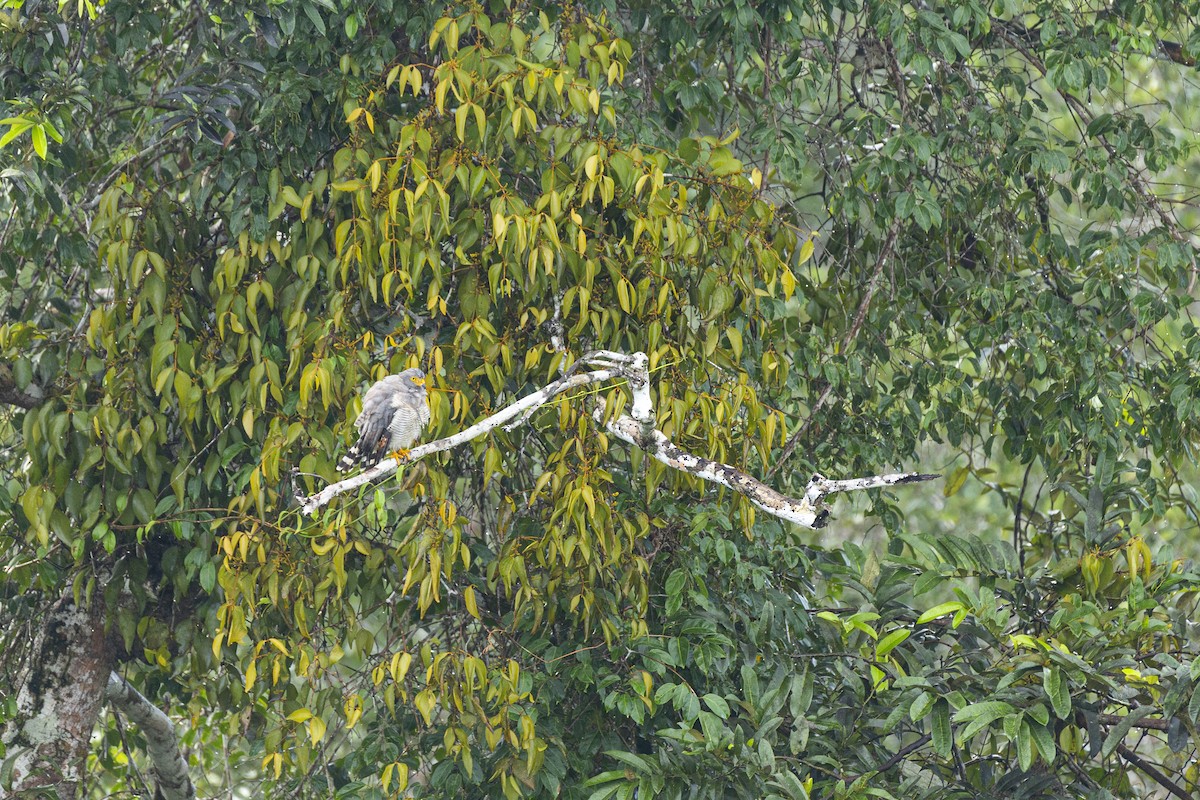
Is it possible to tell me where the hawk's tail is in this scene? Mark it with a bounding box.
[336,437,386,472]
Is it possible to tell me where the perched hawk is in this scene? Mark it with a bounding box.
[336,367,430,472]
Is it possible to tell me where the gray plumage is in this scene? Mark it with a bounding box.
[337,368,431,472]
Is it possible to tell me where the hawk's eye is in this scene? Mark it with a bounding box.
[411,375,425,386]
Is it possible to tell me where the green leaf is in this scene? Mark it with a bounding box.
[954,701,1014,742]
[302,2,326,34]
[931,699,953,758]
[910,692,936,722]
[31,126,48,159]
[698,710,722,748]
[0,118,32,148]
[1101,706,1156,758]
[702,693,729,719]
[1188,686,1200,726]
[1044,667,1071,719]
[603,750,650,774]
[585,783,621,800]
[943,466,969,497]
[875,628,910,659]
[790,666,813,717]
[1027,720,1056,764]
[917,601,965,624]
[1016,718,1034,772]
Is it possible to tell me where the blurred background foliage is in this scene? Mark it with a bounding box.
[3,0,1200,797]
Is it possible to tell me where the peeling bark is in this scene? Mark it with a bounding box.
[300,351,936,525]
[1,597,110,799]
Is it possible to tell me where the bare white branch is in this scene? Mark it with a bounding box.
[297,350,937,526]
[803,471,941,507]
[299,363,621,514]
[106,672,195,800]
[602,413,830,528]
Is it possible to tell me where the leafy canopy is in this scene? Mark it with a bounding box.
[2,0,1200,798]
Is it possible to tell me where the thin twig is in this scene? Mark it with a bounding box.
[766,381,833,479]
[771,212,904,477]
[844,212,904,350]
[872,733,931,774]
[1013,461,1032,577]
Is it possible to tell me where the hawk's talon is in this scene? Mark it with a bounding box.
[389,449,412,463]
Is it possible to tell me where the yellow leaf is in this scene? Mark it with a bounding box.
[464,585,480,619]
[781,268,796,300]
[367,160,382,192]
[391,651,413,682]
[455,104,468,142]
[344,694,364,728]
[726,326,743,359]
[917,601,965,624]
[798,237,815,265]
[382,762,410,791]
[308,715,326,744]
[414,688,437,725]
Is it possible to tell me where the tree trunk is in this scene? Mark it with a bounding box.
[2,595,111,798]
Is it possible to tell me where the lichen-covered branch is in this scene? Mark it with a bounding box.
[105,673,195,800]
[596,351,936,529]
[298,350,937,526]
[299,364,621,513]
[803,471,941,505]
[602,413,831,527]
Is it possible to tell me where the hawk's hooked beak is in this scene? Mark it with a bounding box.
[412,375,426,386]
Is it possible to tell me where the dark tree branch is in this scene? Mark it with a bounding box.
[1097,712,1170,732]
[872,733,931,774]
[1117,744,1192,800]
[0,363,40,410]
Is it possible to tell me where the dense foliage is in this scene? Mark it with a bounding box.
[3,0,1200,797]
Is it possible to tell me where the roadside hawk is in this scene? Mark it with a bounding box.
[336,367,430,472]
